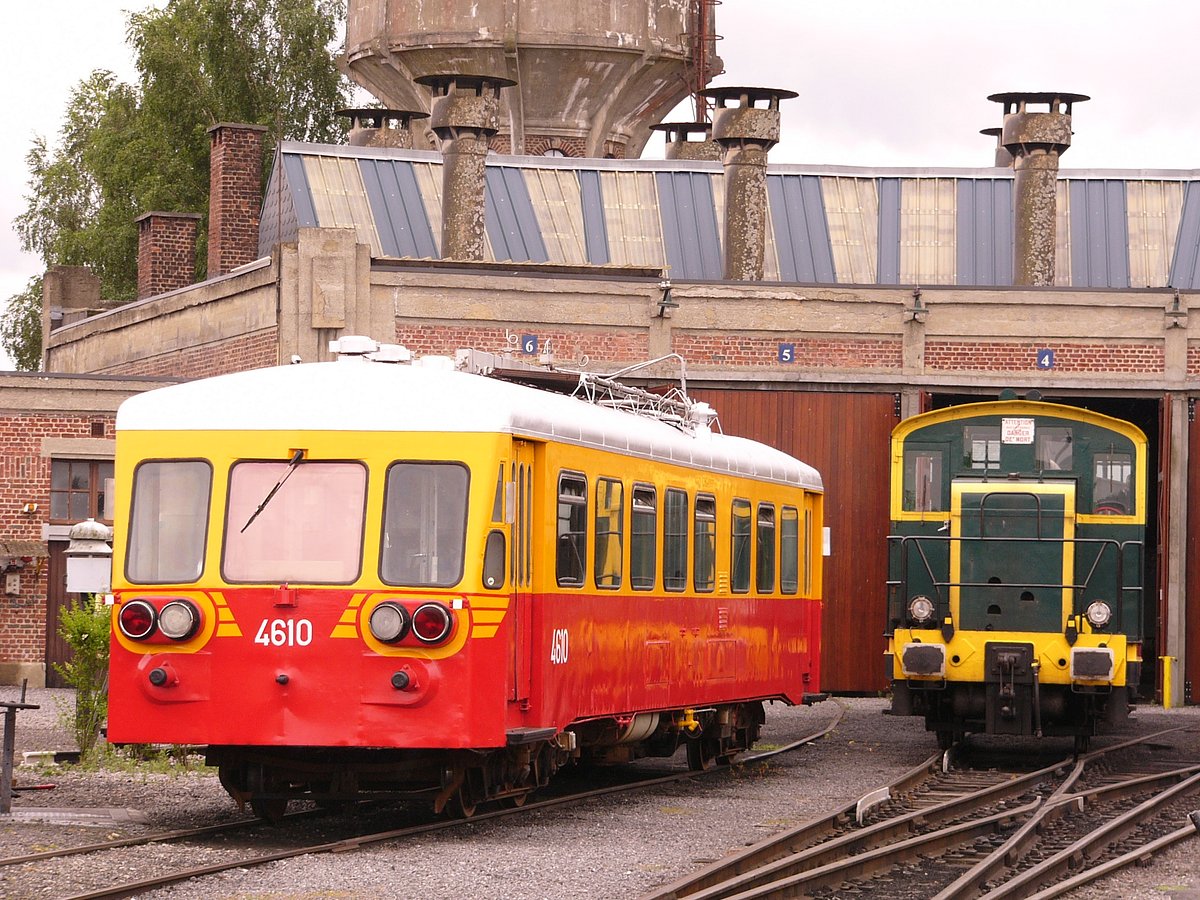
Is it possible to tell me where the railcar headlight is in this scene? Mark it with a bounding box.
[369,602,410,644]
[118,600,157,640]
[1085,601,1113,628]
[411,602,453,644]
[158,600,201,641]
[908,595,936,625]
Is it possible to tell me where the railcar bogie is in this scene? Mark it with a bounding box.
[107,339,824,815]
[884,398,1146,749]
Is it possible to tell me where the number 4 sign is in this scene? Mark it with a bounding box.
[1036,349,1055,369]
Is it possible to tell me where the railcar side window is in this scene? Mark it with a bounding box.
[1036,427,1073,472]
[127,460,212,584]
[224,460,368,584]
[903,449,944,511]
[804,505,814,595]
[664,488,688,592]
[379,462,468,586]
[963,426,1001,471]
[631,485,657,591]
[694,494,716,593]
[594,478,623,589]
[731,499,751,593]
[1093,452,1133,515]
[556,473,588,587]
[780,506,799,595]
[756,504,776,593]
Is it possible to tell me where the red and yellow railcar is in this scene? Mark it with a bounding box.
[107,338,824,817]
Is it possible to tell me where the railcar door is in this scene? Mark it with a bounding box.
[509,440,535,703]
[950,481,1075,634]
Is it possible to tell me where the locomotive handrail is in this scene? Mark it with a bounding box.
[973,490,1048,539]
[887,533,1143,635]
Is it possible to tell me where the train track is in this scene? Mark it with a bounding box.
[0,704,846,900]
[640,726,1200,900]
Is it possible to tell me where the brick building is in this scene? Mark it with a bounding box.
[1,98,1193,702]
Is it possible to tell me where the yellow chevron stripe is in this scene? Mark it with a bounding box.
[216,624,242,638]
[471,610,507,624]
[471,625,500,638]
[331,624,359,639]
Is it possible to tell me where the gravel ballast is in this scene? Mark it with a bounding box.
[2,687,1198,899]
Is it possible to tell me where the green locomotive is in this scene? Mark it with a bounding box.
[885,398,1146,752]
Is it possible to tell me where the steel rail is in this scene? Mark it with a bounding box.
[50,705,848,900]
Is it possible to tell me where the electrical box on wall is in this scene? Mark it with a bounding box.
[4,573,18,596]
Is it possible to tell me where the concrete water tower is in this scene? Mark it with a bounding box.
[343,0,722,159]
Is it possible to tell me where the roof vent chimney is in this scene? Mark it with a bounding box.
[337,108,429,149]
[417,74,516,261]
[650,122,722,161]
[700,86,797,281]
[980,127,1014,168]
[988,92,1088,287]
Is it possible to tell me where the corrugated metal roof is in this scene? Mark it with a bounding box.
[270,142,1200,289]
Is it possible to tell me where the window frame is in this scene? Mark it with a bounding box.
[555,471,588,588]
[693,493,717,594]
[126,458,213,585]
[593,476,624,590]
[731,498,752,594]
[630,483,658,591]
[663,487,689,592]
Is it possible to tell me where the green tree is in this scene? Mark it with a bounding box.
[4,0,351,370]
[0,277,43,371]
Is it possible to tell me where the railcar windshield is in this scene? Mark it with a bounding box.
[224,460,367,583]
[381,462,469,587]
[127,460,212,584]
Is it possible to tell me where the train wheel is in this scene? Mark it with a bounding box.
[1074,734,1090,755]
[685,736,718,771]
[936,730,956,751]
[250,797,288,824]
[502,792,529,809]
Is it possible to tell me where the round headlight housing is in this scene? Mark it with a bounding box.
[369,602,410,644]
[158,600,201,641]
[1085,600,1113,628]
[118,600,157,640]
[908,595,936,625]
[411,602,453,644]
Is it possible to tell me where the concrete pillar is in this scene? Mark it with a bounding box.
[700,86,797,281]
[416,74,515,261]
[207,123,269,277]
[135,212,202,299]
[336,108,428,149]
[651,122,721,161]
[989,92,1088,287]
[40,266,102,364]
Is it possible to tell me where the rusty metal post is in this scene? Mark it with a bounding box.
[1,681,38,815]
[701,86,797,281]
[417,74,516,261]
[989,92,1088,287]
[336,108,429,149]
[650,122,722,161]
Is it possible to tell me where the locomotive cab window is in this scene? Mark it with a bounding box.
[127,460,212,584]
[731,499,751,593]
[594,477,623,589]
[664,488,688,592]
[556,472,587,587]
[631,485,657,591]
[963,426,1000,471]
[1093,452,1133,515]
[1036,427,1073,472]
[226,459,368,584]
[694,494,716,593]
[903,447,945,512]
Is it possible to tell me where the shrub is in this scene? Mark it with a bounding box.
[52,596,111,761]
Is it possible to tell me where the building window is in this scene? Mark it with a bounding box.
[50,459,114,523]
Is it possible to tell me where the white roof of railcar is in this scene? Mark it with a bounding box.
[117,358,822,491]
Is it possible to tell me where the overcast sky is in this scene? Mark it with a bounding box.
[3,0,1199,370]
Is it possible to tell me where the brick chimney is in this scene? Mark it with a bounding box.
[207,123,268,277]
[701,86,797,281]
[135,211,202,299]
[416,74,515,261]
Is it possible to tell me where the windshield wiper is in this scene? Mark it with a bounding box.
[241,449,304,533]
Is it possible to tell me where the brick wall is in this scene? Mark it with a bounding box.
[487,134,625,158]
[673,332,904,369]
[136,212,201,299]
[0,412,115,671]
[926,341,1164,373]
[396,322,649,364]
[96,328,279,378]
[207,123,268,277]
